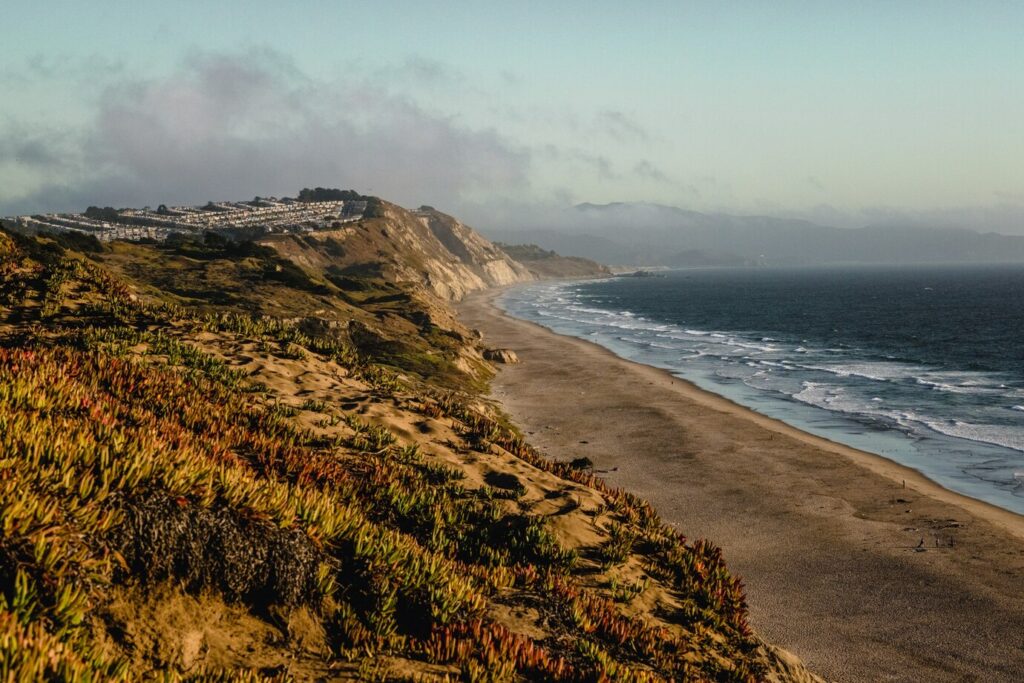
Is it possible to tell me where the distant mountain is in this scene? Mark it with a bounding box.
[482,202,1024,266]
[482,229,632,266]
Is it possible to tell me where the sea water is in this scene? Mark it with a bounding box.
[499,265,1024,515]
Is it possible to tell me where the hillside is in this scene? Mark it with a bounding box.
[261,203,533,302]
[495,243,612,279]
[2,195,535,302]
[0,210,819,681]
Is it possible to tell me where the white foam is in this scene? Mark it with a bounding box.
[799,361,922,382]
[722,339,777,353]
[913,371,1008,395]
[791,382,912,425]
[792,382,846,411]
[799,362,1009,398]
[920,419,1024,453]
[920,382,1000,395]
[618,335,675,350]
[566,305,615,316]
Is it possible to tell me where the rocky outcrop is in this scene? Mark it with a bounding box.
[483,348,519,364]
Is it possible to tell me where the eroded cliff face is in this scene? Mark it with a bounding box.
[415,207,533,289]
[262,201,533,301]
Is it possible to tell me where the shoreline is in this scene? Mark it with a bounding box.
[487,286,1024,541]
[459,285,1024,682]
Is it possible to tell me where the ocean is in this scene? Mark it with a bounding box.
[499,265,1024,515]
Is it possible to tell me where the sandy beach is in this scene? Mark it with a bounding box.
[460,287,1024,683]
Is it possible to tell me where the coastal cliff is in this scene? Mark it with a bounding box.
[261,201,534,301]
[496,243,612,279]
[0,201,821,681]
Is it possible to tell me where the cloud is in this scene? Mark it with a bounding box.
[538,144,618,180]
[371,56,466,87]
[994,190,1024,203]
[857,203,1024,235]
[1,48,530,214]
[595,110,650,143]
[633,160,672,184]
[499,70,522,86]
[761,201,1024,235]
[1,52,126,86]
[575,152,617,180]
[0,130,70,169]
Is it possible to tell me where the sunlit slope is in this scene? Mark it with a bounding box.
[0,228,819,681]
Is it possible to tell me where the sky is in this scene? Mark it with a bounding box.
[1,1,1022,233]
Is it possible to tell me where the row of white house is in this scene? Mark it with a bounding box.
[5,199,366,243]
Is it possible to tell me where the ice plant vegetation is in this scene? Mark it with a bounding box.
[0,228,776,681]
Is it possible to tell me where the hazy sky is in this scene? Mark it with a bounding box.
[2,1,1022,232]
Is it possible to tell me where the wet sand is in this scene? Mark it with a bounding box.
[460,287,1024,683]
